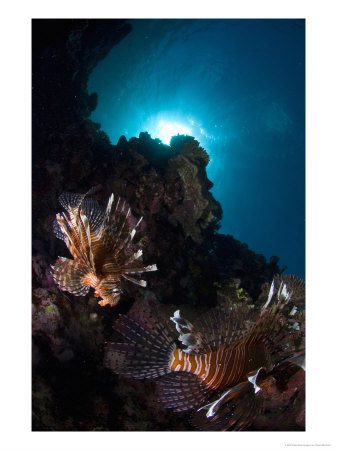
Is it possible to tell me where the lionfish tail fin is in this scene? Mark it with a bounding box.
[104,316,175,379]
[191,377,263,431]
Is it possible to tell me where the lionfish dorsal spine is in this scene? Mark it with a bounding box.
[277,282,291,306]
[113,205,131,251]
[262,279,275,310]
[97,193,115,240]
[79,210,95,270]
[114,216,143,257]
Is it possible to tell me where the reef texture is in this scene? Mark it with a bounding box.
[32,19,304,431]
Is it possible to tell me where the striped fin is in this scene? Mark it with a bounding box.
[113,315,172,346]
[243,281,303,366]
[113,216,143,257]
[98,196,133,253]
[121,264,158,287]
[51,257,93,296]
[56,213,91,264]
[122,264,157,275]
[174,307,254,353]
[111,201,131,250]
[58,192,86,212]
[287,350,305,370]
[53,217,65,241]
[81,198,104,232]
[58,186,101,212]
[191,380,263,431]
[259,275,305,313]
[124,249,143,266]
[79,211,95,269]
[55,213,84,261]
[105,316,175,379]
[122,274,147,287]
[97,194,121,243]
[156,372,210,412]
[273,274,305,308]
[99,192,116,237]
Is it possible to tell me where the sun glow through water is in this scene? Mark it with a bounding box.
[156,121,191,145]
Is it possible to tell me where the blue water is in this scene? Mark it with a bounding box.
[88,19,305,279]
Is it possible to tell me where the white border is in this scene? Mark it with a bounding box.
[1,1,337,449]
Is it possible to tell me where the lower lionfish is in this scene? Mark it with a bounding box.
[51,187,157,307]
[105,275,305,430]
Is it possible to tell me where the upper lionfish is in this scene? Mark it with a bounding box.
[51,187,157,307]
[105,275,305,430]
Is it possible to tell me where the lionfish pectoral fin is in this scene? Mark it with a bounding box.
[122,273,147,287]
[196,385,238,418]
[55,213,84,260]
[57,186,101,213]
[53,217,65,241]
[122,264,157,275]
[58,192,86,212]
[247,367,266,393]
[156,372,209,412]
[105,316,174,379]
[191,381,264,431]
[52,257,96,296]
[124,249,143,265]
[81,198,104,233]
[286,350,306,371]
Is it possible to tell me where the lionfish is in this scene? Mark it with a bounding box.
[51,187,157,307]
[105,275,305,430]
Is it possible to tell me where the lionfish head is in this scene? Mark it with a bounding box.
[94,279,121,307]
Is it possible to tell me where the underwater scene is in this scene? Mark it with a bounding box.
[32,19,305,431]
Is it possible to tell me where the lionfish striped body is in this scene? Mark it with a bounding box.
[169,337,270,391]
[51,187,157,306]
[105,276,305,430]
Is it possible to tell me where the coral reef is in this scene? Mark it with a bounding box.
[32,19,303,431]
